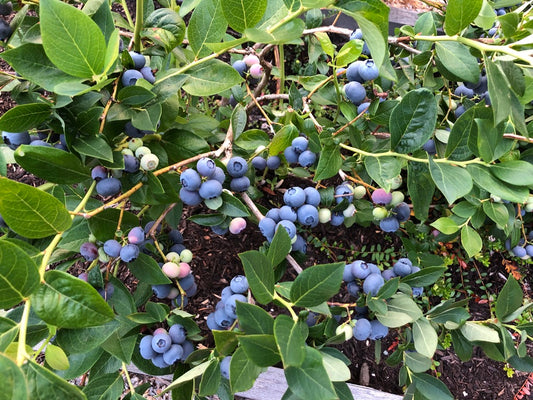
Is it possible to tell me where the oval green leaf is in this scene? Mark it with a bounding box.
[290,262,344,307]
[0,103,52,132]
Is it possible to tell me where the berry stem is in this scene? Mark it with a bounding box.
[133,0,144,53]
[122,362,136,394]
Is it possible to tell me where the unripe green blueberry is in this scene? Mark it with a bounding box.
[526,195,533,205]
[128,138,144,152]
[166,251,181,263]
[122,148,134,156]
[525,203,533,213]
[180,249,193,263]
[98,246,110,263]
[388,175,402,190]
[111,169,123,178]
[140,153,159,171]
[390,191,405,207]
[135,146,151,158]
[167,287,180,299]
[372,207,388,220]
[335,324,353,341]
[490,194,502,203]
[318,208,332,223]
[88,233,97,243]
[162,261,181,278]
[352,185,366,199]
[343,204,356,218]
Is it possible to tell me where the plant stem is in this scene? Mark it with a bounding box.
[16,299,31,366]
[279,45,285,94]
[133,0,144,53]
[122,363,136,394]
[120,0,134,28]
[273,292,299,321]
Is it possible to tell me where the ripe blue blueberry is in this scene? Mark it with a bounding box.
[179,188,202,206]
[353,318,372,340]
[178,273,195,291]
[128,227,145,245]
[363,273,385,296]
[380,217,400,233]
[412,287,424,297]
[152,284,172,298]
[304,187,321,206]
[120,244,140,262]
[335,184,353,204]
[30,139,51,147]
[140,335,156,360]
[2,131,31,149]
[124,121,144,138]
[265,208,281,222]
[230,275,249,294]
[230,176,250,192]
[347,281,361,297]
[357,102,371,115]
[343,264,355,282]
[344,81,366,105]
[173,295,189,308]
[330,211,345,226]
[151,354,170,369]
[168,229,184,244]
[381,269,396,281]
[139,66,155,84]
[163,344,184,365]
[214,307,235,328]
[221,286,234,303]
[211,225,228,235]
[369,320,388,340]
[259,217,276,240]
[358,59,379,81]
[98,283,114,300]
[103,239,122,258]
[392,258,412,277]
[291,234,307,253]
[225,293,247,319]
[284,146,299,164]
[266,155,281,170]
[207,313,223,330]
[232,60,247,76]
[91,166,108,181]
[526,245,533,257]
[512,246,527,258]
[422,139,437,155]
[284,186,306,208]
[346,61,364,83]
[152,332,172,354]
[251,156,267,170]
[123,154,140,173]
[196,157,216,178]
[279,205,297,222]
[180,169,202,191]
[350,28,363,40]
[276,220,297,239]
[291,137,309,154]
[122,69,143,86]
[199,179,223,199]
[362,42,371,56]
[226,156,248,178]
[96,177,121,197]
[169,324,187,344]
[129,51,146,69]
[80,242,99,261]
[185,282,198,297]
[220,356,231,379]
[298,150,316,167]
[181,340,194,361]
[393,202,410,222]
[454,85,474,98]
[455,104,466,118]
[351,260,371,279]
[212,167,226,184]
[297,204,319,227]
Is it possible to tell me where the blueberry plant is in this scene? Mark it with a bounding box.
[0,0,532,398]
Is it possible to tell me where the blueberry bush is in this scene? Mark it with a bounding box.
[0,0,532,398]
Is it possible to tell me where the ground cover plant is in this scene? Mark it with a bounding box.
[0,0,532,398]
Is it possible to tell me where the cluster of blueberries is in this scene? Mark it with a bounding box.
[508,231,533,260]
[232,54,264,79]
[454,74,492,118]
[179,157,226,206]
[343,257,423,300]
[80,225,147,264]
[370,188,411,233]
[2,130,68,151]
[122,51,156,87]
[139,324,195,368]
[0,2,12,41]
[282,136,318,168]
[205,275,249,331]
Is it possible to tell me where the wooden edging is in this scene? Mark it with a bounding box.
[128,365,403,400]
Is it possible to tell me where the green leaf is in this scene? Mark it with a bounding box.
[0,317,19,352]
[445,104,488,160]
[235,129,270,151]
[45,344,70,371]
[471,118,503,162]
[188,0,228,58]
[32,270,114,328]
[239,334,281,367]
[182,59,243,96]
[461,225,482,258]
[87,208,138,241]
[40,0,106,78]
[239,251,274,304]
[364,156,402,191]
[236,302,274,335]
[485,57,511,127]
[390,88,437,153]
[55,319,120,354]
[274,315,306,367]
[407,161,434,221]
[467,164,529,203]
[14,146,90,184]
[401,267,446,288]
[245,19,305,44]
[491,161,533,186]
[100,317,138,363]
[267,225,292,267]
[219,191,250,217]
[314,140,343,181]
[198,359,221,396]
[444,0,483,35]
[0,353,28,400]
[435,42,480,83]
[221,0,267,32]
[474,0,496,29]
[0,178,72,238]
[72,134,113,162]
[0,241,40,309]
[314,32,335,58]
[498,12,519,38]
[285,347,337,400]
[290,263,344,307]
[428,158,473,204]
[460,321,500,343]
[269,124,299,156]
[404,351,432,373]
[496,275,523,323]
[142,8,186,52]
[0,103,52,132]
[116,86,156,106]
[413,317,438,359]
[82,373,124,400]
[335,40,362,67]
[128,253,172,285]
[1,44,87,96]
[412,372,454,400]
[229,346,264,393]
[430,217,460,235]
[23,360,86,400]
[482,201,509,227]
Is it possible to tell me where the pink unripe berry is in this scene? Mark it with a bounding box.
[243,54,260,67]
[371,188,393,205]
[153,327,167,335]
[229,217,247,234]
[162,262,180,278]
[178,262,191,279]
[249,64,263,79]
